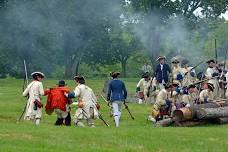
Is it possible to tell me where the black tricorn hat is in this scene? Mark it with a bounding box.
[57,80,66,86]
[74,75,85,81]
[207,83,214,91]
[110,71,120,77]
[206,59,215,64]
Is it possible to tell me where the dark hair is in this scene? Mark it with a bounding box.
[77,79,85,84]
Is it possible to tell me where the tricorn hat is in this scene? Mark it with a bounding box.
[206,59,215,64]
[207,83,214,91]
[171,57,180,64]
[74,75,85,81]
[156,56,166,61]
[31,72,45,78]
[110,71,120,77]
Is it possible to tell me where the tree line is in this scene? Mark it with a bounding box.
[0,0,227,78]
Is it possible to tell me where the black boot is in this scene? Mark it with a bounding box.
[55,118,64,126]
[64,112,71,126]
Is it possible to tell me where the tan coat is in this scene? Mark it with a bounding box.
[73,84,98,120]
[155,89,168,107]
[137,78,152,99]
[22,80,44,120]
[205,67,219,98]
[199,89,214,103]
[172,65,183,79]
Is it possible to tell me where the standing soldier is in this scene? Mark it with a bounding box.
[205,59,219,98]
[154,56,171,89]
[141,60,152,75]
[107,72,127,127]
[182,61,196,86]
[171,57,183,80]
[44,80,72,126]
[22,72,45,125]
[66,76,99,127]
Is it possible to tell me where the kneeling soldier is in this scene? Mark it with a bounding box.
[150,83,176,122]
[67,76,99,127]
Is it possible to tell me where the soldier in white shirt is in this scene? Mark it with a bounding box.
[136,72,152,104]
[199,83,215,103]
[22,72,45,125]
[67,76,99,127]
[141,61,152,74]
[205,59,219,98]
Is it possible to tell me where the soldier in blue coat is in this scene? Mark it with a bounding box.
[107,71,127,127]
[154,56,171,89]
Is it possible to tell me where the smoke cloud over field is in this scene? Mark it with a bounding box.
[0,0,122,76]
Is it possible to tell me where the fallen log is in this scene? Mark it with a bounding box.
[154,118,173,127]
[215,117,228,124]
[173,108,192,122]
[172,102,228,123]
[196,107,228,119]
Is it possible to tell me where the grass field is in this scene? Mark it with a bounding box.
[0,78,228,152]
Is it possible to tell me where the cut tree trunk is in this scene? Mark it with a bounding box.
[174,120,210,127]
[155,118,173,127]
[196,107,228,119]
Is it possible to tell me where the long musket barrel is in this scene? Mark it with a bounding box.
[124,101,135,120]
[18,60,29,122]
[183,60,205,77]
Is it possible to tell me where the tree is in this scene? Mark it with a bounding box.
[109,26,140,77]
[128,0,228,68]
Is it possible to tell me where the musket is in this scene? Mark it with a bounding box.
[100,94,110,107]
[124,101,135,120]
[100,94,113,117]
[215,39,218,64]
[183,60,205,77]
[17,60,29,122]
[91,98,110,127]
[184,76,220,89]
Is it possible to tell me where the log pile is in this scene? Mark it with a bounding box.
[155,100,228,127]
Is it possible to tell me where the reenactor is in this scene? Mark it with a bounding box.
[154,56,171,89]
[22,72,45,125]
[150,83,177,122]
[107,72,127,127]
[199,83,215,103]
[182,61,196,86]
[171,57,183,80]
[44,80,72,126]
[66,76,99,127]
[205,59,220,98]
[136,72,152,104]
[182,84,198,107]
[141,60,152,75]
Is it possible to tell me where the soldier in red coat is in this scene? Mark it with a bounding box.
[45,80,72,126]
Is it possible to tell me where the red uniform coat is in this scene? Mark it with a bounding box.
[45,87,71,112]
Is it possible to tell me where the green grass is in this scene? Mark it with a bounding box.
[0,78,228,152]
